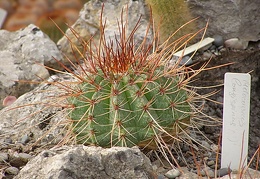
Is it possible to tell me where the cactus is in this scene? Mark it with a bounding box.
[62,8,198,150]
[69,66,192,148]
[145,0,196,43]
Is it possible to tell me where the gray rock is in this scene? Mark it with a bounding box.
[200,140,211,150]
[5,166,19,175]
[202,51,212,60]
[207,160,215,166]
[157,174,167,179]
[0,24,63,109]
[10,152,32,168]
[216,167,231,177]
[0,152,9,163]
[0,76,68,148]
[20,134,30,144]
[14,145,156,179]
[4,138,12,144]
[165,168,181,178]
[57,0,151,61]
[201,166,214,178]
[188,0,260,43]
[179,56,193,66]
[213,35,224,47]
[224,38,248,50]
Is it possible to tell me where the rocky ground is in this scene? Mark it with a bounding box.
[0,0,260,179]
[1,37,259,179]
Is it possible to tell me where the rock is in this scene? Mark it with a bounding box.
[157,174,167,179]
[57,0,151,61]
[200,140,211,150]
[2,95,17,106]
[224,38,249,50]
[213,35,224,47]
[201,166,214,178]
[0,24,63,108]
[207,160,215,166]
[216,168,231,177]
[179,56,193,66]
[202,51,212,60]
[9,152,33,168]
[0,75,68,147]
[178,167,198,179]
[0,152,9,163]
[188,0,260,43]
[5,166,19,175]
[14,145,156,179]
[20,134,30,145]
[165,168,181,178]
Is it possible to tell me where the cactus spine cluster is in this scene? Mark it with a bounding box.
[65,9,195,149]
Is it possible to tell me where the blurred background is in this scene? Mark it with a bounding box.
[0,0,90,42]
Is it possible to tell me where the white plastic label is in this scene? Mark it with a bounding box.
[221,73,251,170]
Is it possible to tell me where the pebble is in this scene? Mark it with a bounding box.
[9,152,32,167]
[201,140,211,149]
[210,144,219,152]
[0,152,9,163]
[5,166,19,175]
[224,38,248,50]
[202,51,212,60]
[179,56,193,66]
[213,35,224,47]
[158,174,167,179]
[20,134,30,144]
[216,168,231,177]
[165,168,181,179]
[201,166,214,178]
[4,137,13,144]
[207,160,215,166]
[209,44,216,51]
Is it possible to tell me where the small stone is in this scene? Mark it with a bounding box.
[165,168,181,179]
[9,152,32,167]
[18,153,33,161]
[207,160,215,166]
[0,152,9,163]
[217,45,224,50]
[216,167,231,177]
[213,51,220,56]
[158,174,167,179]
[2,96,17,106]
[180,56,193,66]
[204,126,215,134]
[201,167,214,178]
[201,140,211,149]
[209,44,216,51]
[224,38,248,50]
[202,51,212,60]
[4,138,13,144]
[213,35,224,47]
[20,134,29,144]
[5,166,19,175]
[210,144,219,152]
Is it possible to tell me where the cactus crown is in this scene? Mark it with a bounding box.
[60,7,199,150]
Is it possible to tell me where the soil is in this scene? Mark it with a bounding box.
[192,44,260,169]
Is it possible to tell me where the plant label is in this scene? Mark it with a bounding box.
[221,73,251,170]
[0,8,7,29]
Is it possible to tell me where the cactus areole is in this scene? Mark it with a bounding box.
[67,9,192,149]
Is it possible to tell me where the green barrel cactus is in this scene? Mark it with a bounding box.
[65,9,195,149]
[69,69,191,148]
